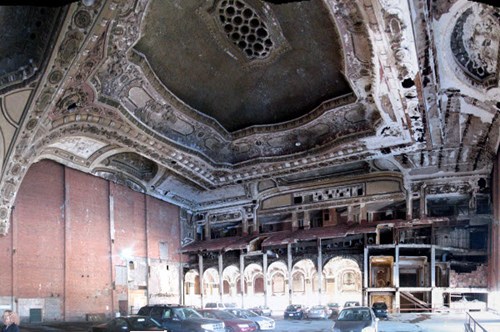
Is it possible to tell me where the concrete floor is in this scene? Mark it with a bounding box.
[19,311,500,332]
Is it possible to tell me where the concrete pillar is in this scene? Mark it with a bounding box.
[431,246,436,288]
[199,254,204,309]
[348,205,354,222]
[219,253,224,303]
[406,190,413,220]
[394,290,401,314]
[420,185,427,218]
[394,246,400,288]
[394,246,400,313]
[291,212,298,231]
[263,253,268,307]
[288,243,293,304]
[205,220,211,240]
[360,203,367,223]
[317,239,323,304]
[363,246,369,306]
[304,211,311,229]
[240,254,245,308]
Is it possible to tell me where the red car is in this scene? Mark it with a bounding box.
[198,309,258,332]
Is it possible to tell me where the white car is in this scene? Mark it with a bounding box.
[225,308,275,330]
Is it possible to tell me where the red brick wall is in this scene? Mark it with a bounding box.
[12,160,65,299]
[64,167,112,320]
[0,160,181,321]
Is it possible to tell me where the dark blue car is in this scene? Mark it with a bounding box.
[283,304,305,320]
[372,302,388,319]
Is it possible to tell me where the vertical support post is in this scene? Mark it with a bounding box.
[394,245,400,313]
[431,245,436,288]
[420,185,427,218]
[363,246,369,306]
[317,239,323,304]
[219,253,224,303]
[263,253,268,307]
[240,253,245,308]
[406,190,413,220]
[199,254,204,309]
[287,243,293,304]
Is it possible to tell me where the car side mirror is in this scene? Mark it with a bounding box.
[375,318,380,322]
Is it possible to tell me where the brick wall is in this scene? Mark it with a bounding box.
[0,160,181,322]
[450,264,488,288]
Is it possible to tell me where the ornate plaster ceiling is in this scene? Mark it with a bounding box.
[0,0,499,234]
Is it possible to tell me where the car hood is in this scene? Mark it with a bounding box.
[250,316,273,323]
[182,317,222,324]
[333,320,371,330]
[226,318,256,325]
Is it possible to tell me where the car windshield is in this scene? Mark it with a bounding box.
[286,305,300,311]
[373,303,387,309]
[224,303,237,308]
[172,307,203,320]
[338,309,371,321]
[129,317,162,328]
[312,305,324,310]
[211,310,237,320]
[242,309,258,317]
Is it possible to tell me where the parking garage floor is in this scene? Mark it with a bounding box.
[18,311,500,332]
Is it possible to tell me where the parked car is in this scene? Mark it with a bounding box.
[343,301,361,308]
[331,306,379,332]
[250,305,272,317]
[224,308,275,330]
[371,302,388,319]
[327,303,340,317]
[283,304,306,320]
[306,305,329,319]
[198,309,257,332]
[205,302,237,309]
[89,315,168,332]
[138,304,225,332]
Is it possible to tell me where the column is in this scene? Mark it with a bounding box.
[317,239,323,304]
[363,246,369,306]
[394,246,400,313]
[360,203,368,223]
[263,253,268,306]
[240,253,245,308]
[287,243,293,304]
[430,245,437,311]
[304,212,311,229]
[420,184,427,218]
[199,254,204,309]
[219,253,224,303]
[431,246,435,288]
[406,189,413,220]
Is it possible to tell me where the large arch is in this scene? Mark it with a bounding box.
[323,256,362,305]
[291,259,317,306]
[202,268,220,298]
[243,263,263,307]
[184,269,201,307]
[222,265,241,299]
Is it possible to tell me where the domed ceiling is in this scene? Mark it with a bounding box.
[134,0,352,132]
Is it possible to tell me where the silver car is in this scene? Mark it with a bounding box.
[331,306,378,332]
[306,305,329,319]
[225,308,275,330]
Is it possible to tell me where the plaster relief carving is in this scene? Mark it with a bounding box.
[48,137,107,160]
[451,5,500,87]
